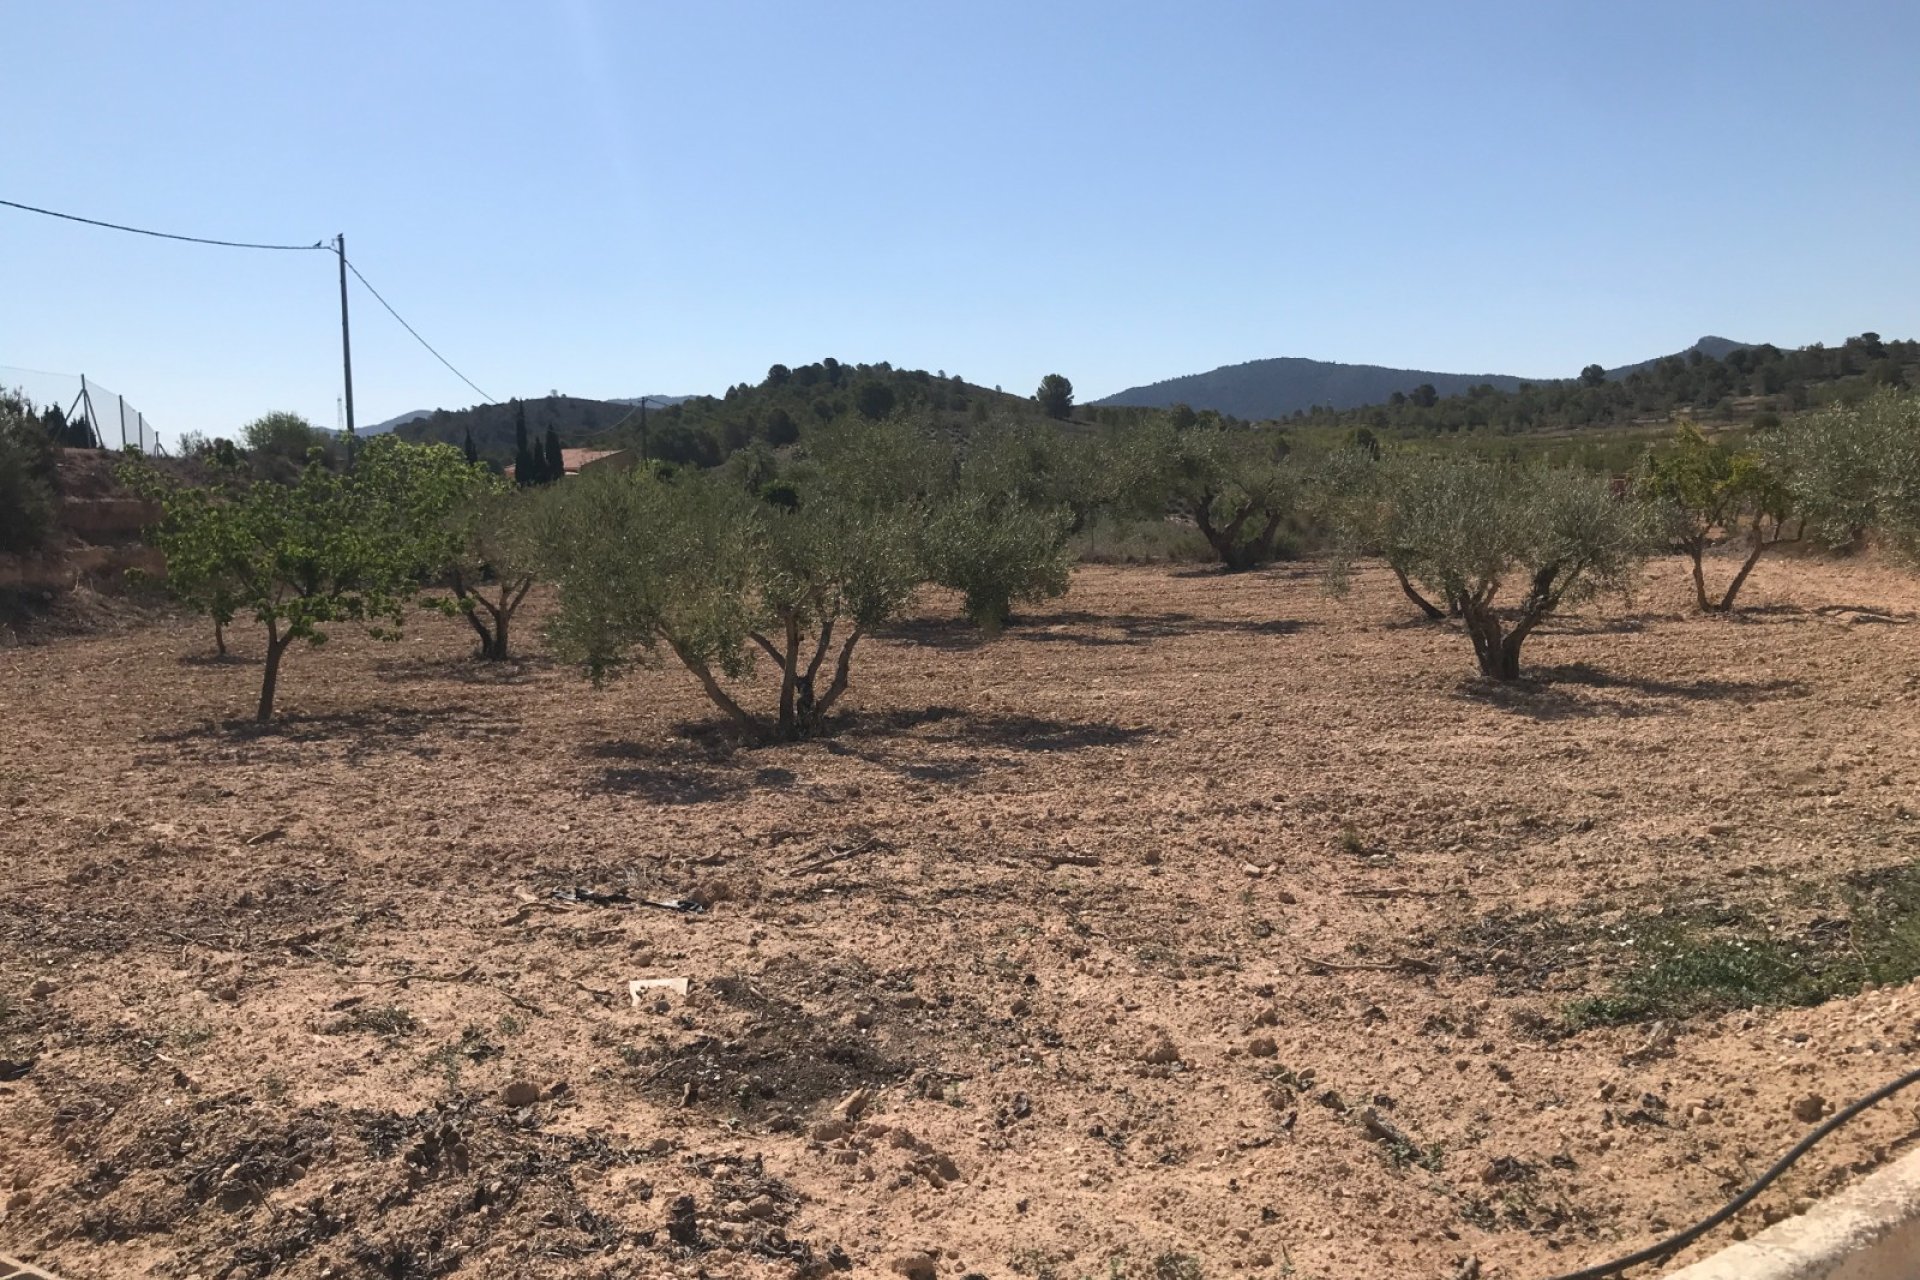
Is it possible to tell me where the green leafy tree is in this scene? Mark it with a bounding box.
[917,418,1084,629]
[1320,448,1450,621]
[541,453,922,740]
[764,406,798,446]
[1580,364,1608,387]
[1122,416,1296,571]
[1035,373,1074,420]
[127,438,465,722]
[1336,458,1651,679]
[1774,388,1920,557]
[922,491,1071,632]
[401,462,541,660]
[853,380,897,421]
[242,410,333,484]
[1638,423,1794,612]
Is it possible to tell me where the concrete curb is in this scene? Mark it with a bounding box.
[1664,1145,1920,1279]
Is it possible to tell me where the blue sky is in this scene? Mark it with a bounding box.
[3,1,1917,444]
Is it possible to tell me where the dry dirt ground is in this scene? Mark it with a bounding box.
[3,555,1920,1280]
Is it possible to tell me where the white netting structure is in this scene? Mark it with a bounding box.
[0,365,163,454]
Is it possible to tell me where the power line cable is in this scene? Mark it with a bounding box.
[0,197,326,252]
[1543,1062,1920,1279]
[343,258,497,405]
[3,196,496,408]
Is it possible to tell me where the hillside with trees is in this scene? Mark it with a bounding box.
[1295,333,1915,440]
[1094,335,1915,436]
[391,361,1097,469]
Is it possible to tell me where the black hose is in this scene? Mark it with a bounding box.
[1542,1062,1920,1280]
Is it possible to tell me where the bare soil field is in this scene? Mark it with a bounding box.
[3,555,1919,1280]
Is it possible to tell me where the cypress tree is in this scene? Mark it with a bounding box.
[512,401,534,486]
[544,426,565,483]
[463,427,478,466]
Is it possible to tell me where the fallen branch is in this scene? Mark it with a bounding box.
[1292,951,1437,976]
[793,835,891,875]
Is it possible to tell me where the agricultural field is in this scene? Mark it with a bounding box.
[3,553,1918,1280]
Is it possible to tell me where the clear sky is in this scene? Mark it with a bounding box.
[3,1,1918,444]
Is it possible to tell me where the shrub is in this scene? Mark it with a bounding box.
[0,390,59,556]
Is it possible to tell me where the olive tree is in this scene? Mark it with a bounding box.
[1122,416,1296,571]
[920,420,1079,630]
[440,489,541,659]
[1340,457,1651,680]
[1638,424,1794,612]
[541,446,923,741]
[1773,389,1920,558]
[921,491,1072,632]
[1319,448,1450,621]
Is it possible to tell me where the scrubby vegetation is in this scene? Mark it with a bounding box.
[0,390,61,557]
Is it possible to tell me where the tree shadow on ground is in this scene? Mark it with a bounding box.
[842,706,1152,753]
[150,704,520,764]
[588,764,781,806]
[1540,662,1810,703]
[581,733,794,804]
[1461,663,1810,721]
[372,654,556,686]
[177,652,255,668]
[580,705,1149,800]
[883,611,1309,651]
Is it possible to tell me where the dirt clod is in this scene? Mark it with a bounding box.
[890,1253,938,1280]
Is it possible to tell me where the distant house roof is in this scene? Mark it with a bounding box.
[504,448,632,481]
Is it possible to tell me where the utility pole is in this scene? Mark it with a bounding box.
[335,233,357,464]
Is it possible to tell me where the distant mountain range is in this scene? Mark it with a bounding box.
[1093,337,1749,420]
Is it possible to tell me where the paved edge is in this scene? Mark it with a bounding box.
[1664,1144,1920,1279]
